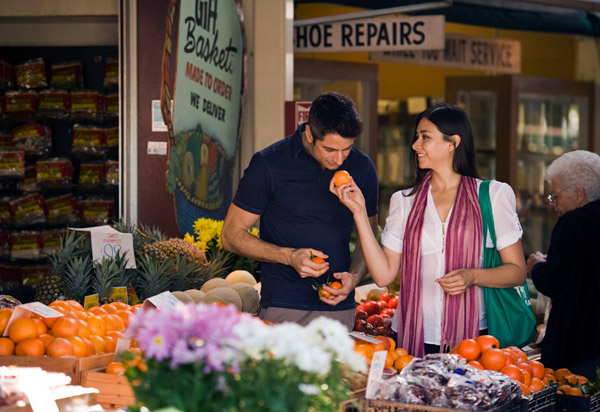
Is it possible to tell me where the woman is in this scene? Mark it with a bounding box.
[527,150,600,380]
[330,103,526,357]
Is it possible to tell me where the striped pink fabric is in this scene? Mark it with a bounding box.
[398,172,482,357]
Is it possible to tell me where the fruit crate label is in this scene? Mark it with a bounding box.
[45,195,76,217]
[71,92,103,111]
[5,92,37,112]
[36,161,73,180]
[15,59,47,89]
[38,91,70,110]
[84,294,100,310]
[79,164,104,183]
[110,286,128,303]
[50,62,83,86]
[73,127,105,147]
[0,151,25,170]
[10,194,44,218]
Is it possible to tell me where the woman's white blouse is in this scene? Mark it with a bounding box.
[381,179,523,345]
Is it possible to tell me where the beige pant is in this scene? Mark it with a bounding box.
[258,306,355,331]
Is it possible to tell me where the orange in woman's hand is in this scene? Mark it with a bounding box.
[333,170,351,186]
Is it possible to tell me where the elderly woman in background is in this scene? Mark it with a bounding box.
[527,150,600,380]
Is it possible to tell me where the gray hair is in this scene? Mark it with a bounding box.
[546,150,600,201]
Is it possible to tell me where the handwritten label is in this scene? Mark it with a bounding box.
[366,350,387,399]
[90,231,136,269]
[114,338,132,360]
[144,291,179,312]
[23,381,59,412]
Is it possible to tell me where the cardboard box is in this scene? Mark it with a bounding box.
[0,353,114,385]
[0,386,98,412]
[81,369,135,410]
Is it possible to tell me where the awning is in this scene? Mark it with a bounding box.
[294,0,600,37]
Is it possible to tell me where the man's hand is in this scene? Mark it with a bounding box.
[319,271,359,305]
[291,248,329,278]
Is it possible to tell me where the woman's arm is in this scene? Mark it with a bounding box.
[330,177,402,287]
[436,240,526,295]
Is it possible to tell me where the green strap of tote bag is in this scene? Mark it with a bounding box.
[479,180,537,348]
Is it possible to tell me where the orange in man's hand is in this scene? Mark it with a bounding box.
[310,256,326,264]
[333,170,351,187]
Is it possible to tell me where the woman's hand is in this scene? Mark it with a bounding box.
[329,176,367,216]
[435,268,476,295]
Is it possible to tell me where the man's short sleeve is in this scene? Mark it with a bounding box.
[362,158,379,218]
[232,152,272,215]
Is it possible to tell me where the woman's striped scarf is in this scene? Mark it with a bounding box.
[397,172,482,358]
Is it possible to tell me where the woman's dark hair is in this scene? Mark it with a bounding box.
[407,103,480,195]
[307,92,363,140]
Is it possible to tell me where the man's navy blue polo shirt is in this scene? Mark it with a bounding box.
[232,123,379,311]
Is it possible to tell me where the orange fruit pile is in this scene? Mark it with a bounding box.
[0,300,142,358]
[353,336,415,373]
[451,335,551,396]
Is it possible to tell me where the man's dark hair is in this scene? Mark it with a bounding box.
[307,92,363,140]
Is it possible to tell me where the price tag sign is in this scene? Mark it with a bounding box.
[349,331,381,344]
[71,226,136,269]
[144,291,179,312]
[90,231,136,268]
[366,350,387,399]
[3,303,64,336]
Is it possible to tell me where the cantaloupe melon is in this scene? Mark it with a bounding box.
[201,287,242,311]
[172,291,194,304]
[230,283,260,314]
[184,289,205,304]
[225,270,257,286]
[200,277,231,293]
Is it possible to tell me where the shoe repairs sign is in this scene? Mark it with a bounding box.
[371,32,521,74]
[295,15,445,53]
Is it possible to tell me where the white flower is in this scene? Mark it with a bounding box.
[298,383,320,395]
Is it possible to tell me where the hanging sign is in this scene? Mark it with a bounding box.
[163,0,245,236]
[371,32,521,74]
[295,15,445,53]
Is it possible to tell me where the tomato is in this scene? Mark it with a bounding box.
[364,323,375,335]
[367,314,384,328]
[356,303,366,313]
[381,308,395,318]
[387,297,398,310]
[354,319,367,332]
[377,300,388,311]
[379,292,391,302]
[363,300,380,316]
[355,309,368,321]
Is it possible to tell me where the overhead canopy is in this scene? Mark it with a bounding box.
[294,0,600,37]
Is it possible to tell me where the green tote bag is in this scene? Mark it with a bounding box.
[479,180,537,348]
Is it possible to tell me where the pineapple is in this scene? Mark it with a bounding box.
[136,252,175,299]
[62,256,93,303]
[34,274,64,304]
[139,238,207,265]
[92,253,127,304]
[38,230,89,304]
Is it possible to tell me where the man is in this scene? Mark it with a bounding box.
[527,150,600,380]
[221,92,379,329]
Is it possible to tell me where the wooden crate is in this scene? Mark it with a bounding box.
[0,354,114,385]
[81,369,135,410]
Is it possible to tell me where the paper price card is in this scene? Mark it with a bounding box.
[144,291,179,312]
[366,350,387,399]
[110,286,128,303]
[349,331,381,344]
[84,294,100,310]
[3,302,64,336]
[71,226,137,269]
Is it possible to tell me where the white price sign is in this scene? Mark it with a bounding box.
[144,291,180,312]
[72,226,136,268]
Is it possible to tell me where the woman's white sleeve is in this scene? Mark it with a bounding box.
[490,181,523,250]
[380,190,411,253]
